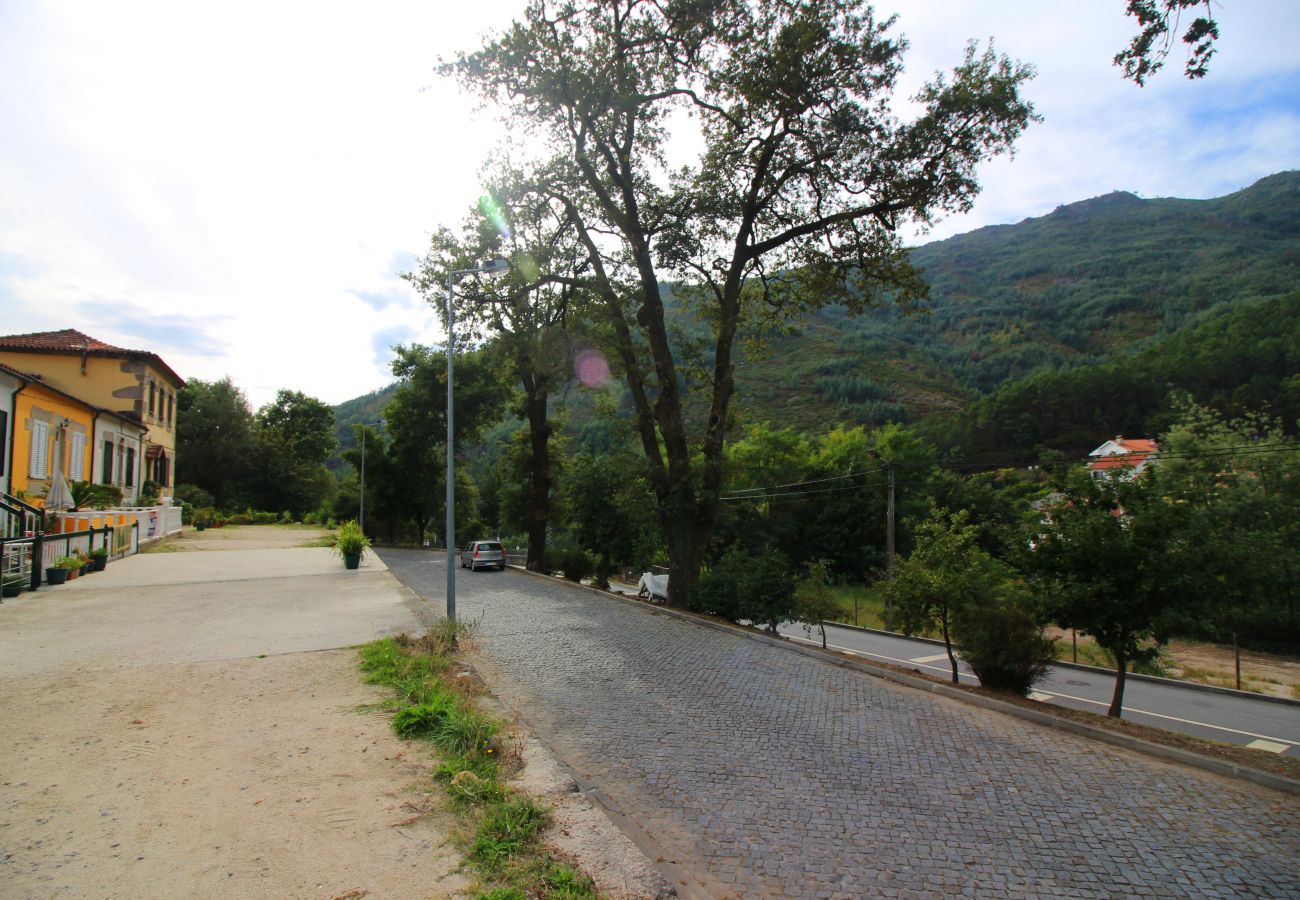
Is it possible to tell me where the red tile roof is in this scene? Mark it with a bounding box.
[0,329,185,387]
[1113,438,1158,453]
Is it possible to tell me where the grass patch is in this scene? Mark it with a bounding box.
[297,532,337,548]
[359,630,597,898]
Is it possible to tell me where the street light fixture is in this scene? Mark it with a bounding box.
[445,258,509,624]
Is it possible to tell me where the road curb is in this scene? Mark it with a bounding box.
[509,566,1300,798]
[824,620,1300,708]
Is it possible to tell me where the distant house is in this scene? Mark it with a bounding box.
[1087,436,1158,480]
[0,330,184,501]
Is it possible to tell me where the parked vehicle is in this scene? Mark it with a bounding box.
[460,540,506,571]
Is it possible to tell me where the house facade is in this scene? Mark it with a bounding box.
[0,330,184,501]
[7,376,98,501]
[1087,436,1158,479]
[0,364,19,497]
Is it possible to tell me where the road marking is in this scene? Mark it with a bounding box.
[1246,739,1290,754]
[784,632,1297,751]
[1028,691,1054,702]
[909,653,952,663]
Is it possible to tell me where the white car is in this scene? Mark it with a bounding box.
[460,541,506,571]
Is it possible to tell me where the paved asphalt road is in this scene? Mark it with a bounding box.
[379,548,1299,899]
[776,622,1300,756]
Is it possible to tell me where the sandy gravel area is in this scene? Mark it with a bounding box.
[146,525,334,552]
[1,649,467,899]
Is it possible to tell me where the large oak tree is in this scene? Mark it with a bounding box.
[451,0,1037,606]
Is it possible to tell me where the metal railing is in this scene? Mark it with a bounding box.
[0,521,138,592]
[1,492,45,539]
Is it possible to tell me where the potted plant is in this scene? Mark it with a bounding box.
[46,556,82,585]
[333,520,370,570]
[72,549,91,576]
[2,572,24,598]
[89,547,109,572]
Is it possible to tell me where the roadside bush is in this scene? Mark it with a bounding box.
[544,548,594,582]
[175,483,215,510]
[692,545,796,630]
[954,603,1056,696]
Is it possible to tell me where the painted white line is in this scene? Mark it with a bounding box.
[1031,688,1297,748]
[784,632,1297,750]
[909,653,952,664]
[1246,739,1289,754]
[1028,691,1054,702]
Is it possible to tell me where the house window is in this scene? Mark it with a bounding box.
[29,420,50,478]
[167,392,174,427]
[102,439,114,483]
[149,382,157,417]
[0,410,7,478]
[125,447,135,487]
[70,431,86,480]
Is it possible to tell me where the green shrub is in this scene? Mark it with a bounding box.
[335,520,370,557]
[392,694,458,738]
[542,548,595,582]
[279,510,293,524]
[692,545,796,629]
[469,795,548,869]
[303,511,320,526]
[954,603,1056,696]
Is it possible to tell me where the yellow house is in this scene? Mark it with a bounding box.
[0,330,184,501]
[7,374,97,501]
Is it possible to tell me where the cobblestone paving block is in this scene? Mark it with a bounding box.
[381,550,1300,899]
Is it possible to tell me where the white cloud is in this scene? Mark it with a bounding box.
[1,0,1297,407]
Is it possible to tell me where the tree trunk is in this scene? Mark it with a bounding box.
[1108,649,1128,718]
[942,614,959,684]
[521,372,552,572]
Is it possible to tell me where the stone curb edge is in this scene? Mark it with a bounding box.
[508,566,1300,798]
[824,620,1300,708]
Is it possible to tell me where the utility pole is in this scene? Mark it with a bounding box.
[883,463,894,619]
[886,460,896,575]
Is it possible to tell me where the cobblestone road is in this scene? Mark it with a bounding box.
[379,549,1300,899]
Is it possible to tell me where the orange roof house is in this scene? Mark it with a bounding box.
[1087,436,1158,479]
[0,330,183,501]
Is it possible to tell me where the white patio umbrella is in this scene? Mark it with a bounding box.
[43,435,74,512]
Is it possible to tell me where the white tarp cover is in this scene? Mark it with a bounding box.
[637,572,669,600]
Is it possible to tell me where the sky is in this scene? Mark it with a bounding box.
[1,1,1297,410]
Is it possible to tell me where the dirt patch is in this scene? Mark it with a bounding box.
[0,649,468,899]
[1046,628,1300,700]
[146,525,336,553]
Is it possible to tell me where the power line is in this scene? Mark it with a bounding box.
[723,466,886,496]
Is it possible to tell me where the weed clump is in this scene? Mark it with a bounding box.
[359,625,595,898]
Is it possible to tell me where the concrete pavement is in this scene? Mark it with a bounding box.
[0,544,426,677]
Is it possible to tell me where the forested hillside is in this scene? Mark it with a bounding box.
[732,171,1300,430]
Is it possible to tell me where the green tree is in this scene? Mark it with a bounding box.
[563,445,658,589]
[175,377,256,509]
[250,390,338,518]
[1115,0,1219,86]
[451,0,1037,609]
[1030,468,1195,717]
[795,560,840,650]
[409,168,590,570]
[383,344,512,544]
[1155,399,1300,641]
[884,508,1021,684]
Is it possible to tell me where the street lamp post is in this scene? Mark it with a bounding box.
[445,258,508,624]
[359,420,382,532]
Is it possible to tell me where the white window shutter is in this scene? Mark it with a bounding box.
[70,432,86,479]
[30,421,49,478]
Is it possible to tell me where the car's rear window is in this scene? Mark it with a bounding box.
[479,542,503,551]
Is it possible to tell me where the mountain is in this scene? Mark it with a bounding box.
[731,171,1300,430]
[334,172,1300,450]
